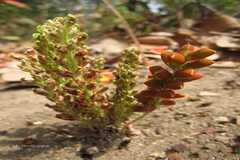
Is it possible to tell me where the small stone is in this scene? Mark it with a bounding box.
[167,153,184,160]
[141,129,152,137]
[154,128,161,135]
[202,143,216,150]
[235,116,240,126]
[215,135,230,144]
[82,146,99,156]
[187,97,201,102]
[197,102,212,108]
[174,112,189,120]
[22,137,38,145]
[198,91,221,97]
[167,143,188,153]
[149,152,166,159]
[0,130,8,135]
[214,116,230,124]
[26,121,43,126]
[125,125,142,136]
[118,137,131,149]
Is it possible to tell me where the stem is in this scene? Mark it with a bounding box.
[126,112,150,125]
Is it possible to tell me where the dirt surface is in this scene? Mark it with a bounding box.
[0,65,240,160]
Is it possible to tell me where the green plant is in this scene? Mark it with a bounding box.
[20,14,216,130]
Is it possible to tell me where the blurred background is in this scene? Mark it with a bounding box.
[1,0,240,79]
[1,0,240,39]
[1,1,240,160]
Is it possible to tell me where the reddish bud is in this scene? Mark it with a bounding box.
[76,49,88,57]
[100,70,114,83]
[161,52,185,67]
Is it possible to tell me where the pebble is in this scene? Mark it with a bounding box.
[149,152,165,159]
[167,143,188,153]
[198,91,221,97]
[118,137,131,149]
[214,116,230,124]
[0,130,8,135]
[22,136,38,145]
[81,146,99,156]
[197,102,212,108]
[154,127,162,135]
[141,129,152,137]
[235,116,240,126]
[26,121,43,126]
[215,135,230,144]
[174,112,189,120]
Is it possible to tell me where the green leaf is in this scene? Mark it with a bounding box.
[66,51,78,72]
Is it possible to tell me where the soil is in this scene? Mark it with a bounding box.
[1,64,240,160]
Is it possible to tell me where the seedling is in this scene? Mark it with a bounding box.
[19,15,216,130]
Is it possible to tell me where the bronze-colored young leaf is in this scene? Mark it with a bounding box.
[162,81,184,90]
[187,48,216,60]
[161,52,185,69]
[144,78,162,88]
[149,66,172,80]
[179,44,199,56]
[183,59,215,69]
[175,69,203,82]
[160,99,176,106]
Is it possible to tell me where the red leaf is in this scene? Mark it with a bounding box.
[161,52,185,67]
[149,65,172,80]
[175,69,203,82]
[160,99,176,105]
[162,81,184,90]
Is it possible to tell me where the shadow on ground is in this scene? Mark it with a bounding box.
[0,123,125,160]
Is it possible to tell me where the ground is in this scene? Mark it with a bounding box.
[0,65,240,160]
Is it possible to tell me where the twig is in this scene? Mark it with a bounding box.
[126,112,150,125]
[101,0,146,63]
